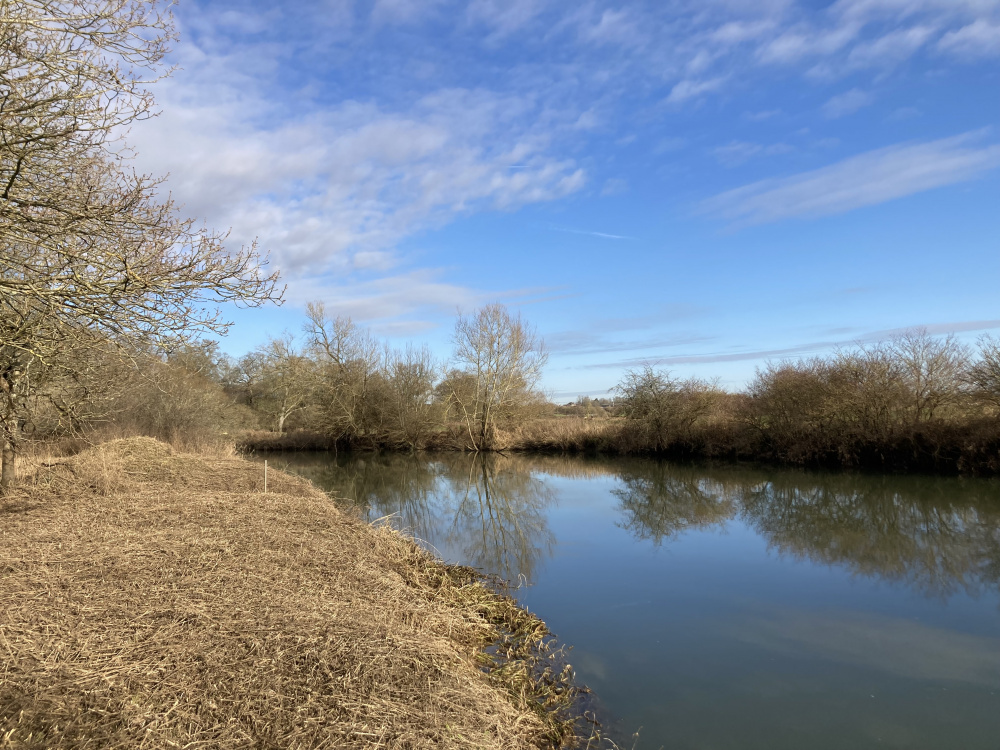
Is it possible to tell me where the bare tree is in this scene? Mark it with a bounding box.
[385,345,440,449]
[450,304,547,451]
[0,2,282,491]
[967,335,1000,413]
[617,366,721,451]
[890,329,969,423]
[257,335,316,433]
[304,303,387,446]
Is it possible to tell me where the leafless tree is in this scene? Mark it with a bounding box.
[967,335,1000,413]
[890,329,969,423]
[0,1,282,491]
[257,335,316,433]
[304,303,387,446]
[617,366,721,451]
[385,345,440,449]
[450,304,547,451]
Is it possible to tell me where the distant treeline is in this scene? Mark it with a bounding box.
[23,306,1000,475]
[539,329,1000,475]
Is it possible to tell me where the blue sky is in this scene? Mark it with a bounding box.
[133,0,1000,399]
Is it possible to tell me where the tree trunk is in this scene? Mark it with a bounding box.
[277,412,286,433]
[0,439,14,494]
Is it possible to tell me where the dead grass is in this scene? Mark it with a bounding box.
[0,438,592,749]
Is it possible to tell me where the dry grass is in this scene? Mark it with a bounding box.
[502,419,619,454]
[0,438,591,749]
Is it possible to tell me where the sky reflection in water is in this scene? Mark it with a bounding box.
[274,453,1000,750]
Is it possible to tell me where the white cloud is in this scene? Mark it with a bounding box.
[131,68,587,278]
[832,0,1000,21]
[371,0,448,26]
[712,141,793,166]
[577,8,643,46]
[703,132,1000,224]
[600,178,629,196]
[665,76,727,104]
[757,24,860,65]
[822,88,875,118]
[938,19,1000,58]
[847,24,938,68]
[467,0,548,36]
[711,20,776,44]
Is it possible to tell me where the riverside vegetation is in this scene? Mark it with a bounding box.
[18,317,1000,477]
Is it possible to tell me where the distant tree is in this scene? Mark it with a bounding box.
[617,366,719,451]
[890,329,969,423]
[0,1,281,492]
[257,335,316,433]
[225,352,268,409]
[450,304,547,451]
[112,344,257,444]
[304,302,387,446]
[385,345,440,449]
[967,335,1000,413]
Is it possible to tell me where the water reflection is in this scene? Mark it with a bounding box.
[268,451,1000,748]
[738,474,1000,598]
[272,452,1000,598]
[438,454,556,582]
[275,451,555,581]
[613,464,736,543]
[612,462,1000,598]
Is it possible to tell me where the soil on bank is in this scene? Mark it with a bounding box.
[0,438,586,749]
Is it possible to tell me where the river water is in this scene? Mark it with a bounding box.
[268,451,1000,750]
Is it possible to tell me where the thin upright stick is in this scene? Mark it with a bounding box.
[264,460,268,494]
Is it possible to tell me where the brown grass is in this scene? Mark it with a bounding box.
[503,419,618,453]
[0,438,593,749]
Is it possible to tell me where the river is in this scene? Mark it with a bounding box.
[266,451,1000,750]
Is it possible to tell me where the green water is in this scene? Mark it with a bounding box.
[268,452,1000,750]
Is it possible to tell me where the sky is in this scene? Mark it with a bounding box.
[131,0,1000,400]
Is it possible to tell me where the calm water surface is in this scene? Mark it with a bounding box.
[271,452,1000,750]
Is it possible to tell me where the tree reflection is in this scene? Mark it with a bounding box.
[274,452,445,542]
[270,451,1000,599]
[613,461,1000,598]
[438,453,556,582]
[737,475,1000,598]
[613,463,736,544]
[272,451,556,583]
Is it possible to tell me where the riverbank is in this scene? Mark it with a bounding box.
[0,438,589,749]
[237,416,1000,476]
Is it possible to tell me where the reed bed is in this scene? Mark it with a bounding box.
[0,438,592,749]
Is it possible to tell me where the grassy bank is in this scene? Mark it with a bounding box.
[0,439,591,749]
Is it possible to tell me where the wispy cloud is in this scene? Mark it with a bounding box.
[712,140,794,166]
[133,60,587,278]
[665,76,727,104]
[703,131,1000,225]
[938,19,1000,58]
[548,225,636,240]
[822,87,874,118]
[289,268,566,324]
[582,319,1000,368]
[846,24,938,68]
[466,0,548,37]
